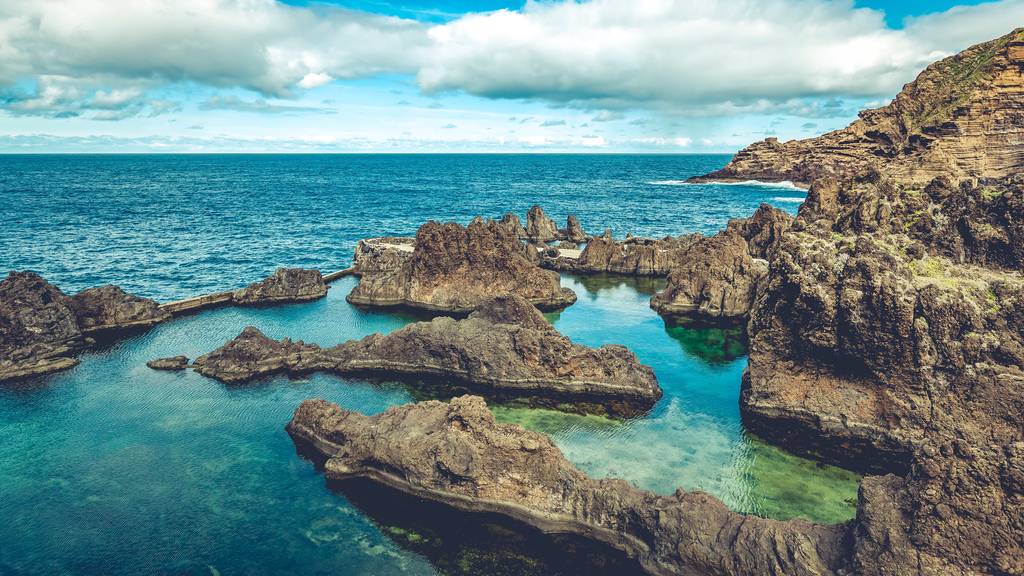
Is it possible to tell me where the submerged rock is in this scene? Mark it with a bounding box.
[650,205,793,323]
[194,295,660,414]
[146,355,189,371]
[525,205,559,242]
[232,268,327,305]
[347,219,576,313]
[288,395,849,576]
[352,237,415,275]
[0,271,167,382]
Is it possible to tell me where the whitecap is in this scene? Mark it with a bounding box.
[771,196,806,203]
[647,179,806,191]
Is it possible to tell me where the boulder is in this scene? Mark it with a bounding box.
[347,219,576,313]
[146,355,189,371]
[232,268,327,305]
[193,295,660,415]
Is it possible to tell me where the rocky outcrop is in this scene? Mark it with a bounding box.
[691,29,1024,188]
[146,355,189,370]
[561,215,587,243]
[352,237,415,275]
[347,219,576,313]
[195,295,660,414]
[0,271,167,382]
[232,268,327,305]
[525,205,559,242]
[288,395,850,576]
[499,212,527,238]
[71,285,170,334]
[542,232,702,276]
[650,205,793,323]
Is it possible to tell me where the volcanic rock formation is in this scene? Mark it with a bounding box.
[194,294,660,414]
[232,268,327,305]
[0,271,168,382]
[690,29,1024,188]
[352,237,415,275]
[561,215,588,243]
[146,355,189,371]
[347,219,576,313]
[541,231,703,276]
[650,204,793,323]
[525,205,559,242]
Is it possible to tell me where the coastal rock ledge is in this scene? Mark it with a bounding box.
[287,394,847,576]
[194,294,660,414]
[347,219,576,313]
[232,268,327,305]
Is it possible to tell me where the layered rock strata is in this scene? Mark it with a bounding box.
[194,295,660,413]
[347,219,576,313]
[232,268,327,305]
[288,394,849,576]
[650,205,793,323]
[690,29,1024,188]
[0,271,168,382]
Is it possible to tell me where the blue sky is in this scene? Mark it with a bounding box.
[0,0,1018,153]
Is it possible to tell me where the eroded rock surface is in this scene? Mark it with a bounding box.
[195,295,659,412]
[691,29,1024,187]
[146,355,189,371]
[347,219,576,313]
[232,268,327,305]
[650,205,793,323]
[0,271,167,382]
[352,237,415,275]
[542,231,702,276]
[561,215,588,243]
[288,395,849,576]
[525,205,559,242]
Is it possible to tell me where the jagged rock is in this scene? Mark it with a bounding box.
[691,29,1024,188]
[541,231,702,276]
[288,395,850,576]
[232,268,327,305]
[352,237,415,275]
[0,271,168,382]
[347,219,576,313]
[650,205,793,323]
[561,215,587,242]
[0,271,84,381]
[525,205,559,242]
[194,295,660,414]
[146,355,189,371]
[499,212,527,239]
[71,285,170,334]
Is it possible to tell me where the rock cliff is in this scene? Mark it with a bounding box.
[194,295,660,414]
[691,29,1024,188]
[347,219,576,313]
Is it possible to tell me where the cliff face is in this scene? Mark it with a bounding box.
[347,219,576,313]
[692,29,1024,187]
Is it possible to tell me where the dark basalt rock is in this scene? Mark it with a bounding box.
[0,271,167,382]
[650,205,793,323]
[347,219,576,313]
[561,214,587,243]
[71,284,170,334]
[146,355,189,371]
[232,268,327,305]
[287,395,850,576]
[525,205,559,242]
[194,295,660,414]
[541,231,702,276]
[499,212,527,239]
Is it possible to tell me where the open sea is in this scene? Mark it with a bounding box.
[0,154,856,576]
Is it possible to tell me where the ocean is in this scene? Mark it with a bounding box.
[0,154,856,576]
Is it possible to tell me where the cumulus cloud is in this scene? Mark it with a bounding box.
[418,0,1024,111]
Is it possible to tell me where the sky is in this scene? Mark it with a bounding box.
[0,0,1020,153]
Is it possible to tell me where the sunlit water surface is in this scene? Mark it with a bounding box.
[0,154,857,576]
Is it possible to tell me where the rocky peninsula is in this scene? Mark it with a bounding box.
[347,219,577,313]
[191,294,660,414]
[0,271,169,382]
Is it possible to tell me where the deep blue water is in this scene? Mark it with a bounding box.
[0,155,852,576]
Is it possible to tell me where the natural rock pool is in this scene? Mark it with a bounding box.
[0,274,858,575]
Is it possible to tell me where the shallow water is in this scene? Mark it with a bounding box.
[0,154,852,575]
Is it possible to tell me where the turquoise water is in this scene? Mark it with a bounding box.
[0,155,855,575]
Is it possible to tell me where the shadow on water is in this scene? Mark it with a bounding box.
[663,323,749,365]
[332,478,646,576]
